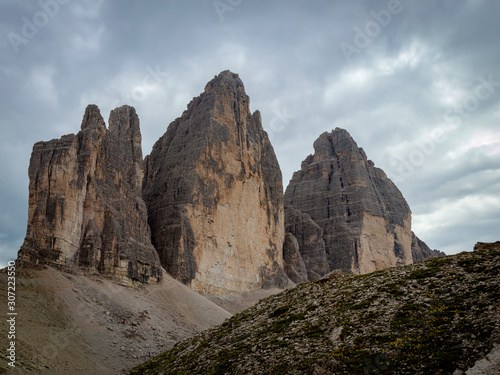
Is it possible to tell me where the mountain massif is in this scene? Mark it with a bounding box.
[4,70,457,373]
[17,71,288,293]
[16,72,439,291]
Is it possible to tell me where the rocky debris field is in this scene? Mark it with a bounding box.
[0,267,230,374]
[131,242,500,374]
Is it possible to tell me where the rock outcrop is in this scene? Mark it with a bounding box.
[474,241,500,251]
[411,232,445,262]
[282,233,308,284]
[17,105,162,285]
[284,128,413,279]
[143,70,286,295]
[465,344,500,375]
[284,206,329,281]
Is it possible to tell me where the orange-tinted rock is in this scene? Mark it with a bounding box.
[143,71,287,295]
[18,105,162,285]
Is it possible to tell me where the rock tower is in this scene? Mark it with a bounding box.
[284,128,414,279]
[18,105,162,284]
[143,71,287,294]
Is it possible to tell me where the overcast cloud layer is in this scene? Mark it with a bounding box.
[1,0,499,267]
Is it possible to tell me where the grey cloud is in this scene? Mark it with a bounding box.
[0,0,499,266]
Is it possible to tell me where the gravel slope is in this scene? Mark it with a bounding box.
[0,267,231,374]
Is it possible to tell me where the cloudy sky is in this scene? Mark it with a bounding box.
[1,0,499,267]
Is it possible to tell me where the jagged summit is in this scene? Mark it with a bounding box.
[143,71,286,295]
[80,104,106,130]
[285,127,413,280]
[311,128,361,161]
[18,104,162,284]
[163,70,256,141]
[204,70,246,94]
[109,105,141,135]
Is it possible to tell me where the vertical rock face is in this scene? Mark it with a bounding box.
[143,71,286,295]
[282,233,308,284]
[284,128,413,278]
[18,105,162,285]
[284,206,329,281]
[411,232,445,262]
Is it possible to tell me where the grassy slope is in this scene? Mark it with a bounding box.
[131,244,500,374]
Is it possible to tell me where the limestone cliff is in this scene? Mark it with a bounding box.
[411,232,446,262]
[284,128,413,278]
[284,206,329,281]
[17,105,162,284]
[282,233,308,284]
[143,70,286,295]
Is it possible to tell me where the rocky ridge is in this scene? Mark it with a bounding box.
[131,242,500,374]
[142,70,287,295]
[284,128,414,280]
[17,105,162,285]
[411,231,446,263]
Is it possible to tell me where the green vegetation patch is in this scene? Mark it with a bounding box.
[426,256,453,267]
[406,266,441,280]
[269,305,290,318]
[458,257,485,272]
[268,312,305,333]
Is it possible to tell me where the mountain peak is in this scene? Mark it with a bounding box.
[108,105,141,139]
[285,128,413,279]
[81,104,105,131]
[143,71,286,295]
[204,70,245,95]
[312,128,361,162]
[330,127,356,145]
[18,104,161,284]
